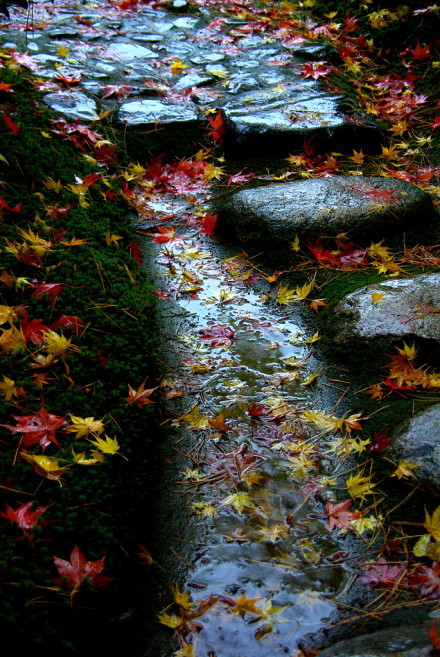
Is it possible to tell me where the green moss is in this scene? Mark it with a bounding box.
[0,62,164,654]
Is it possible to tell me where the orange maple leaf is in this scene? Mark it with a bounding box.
[125,379,158,407]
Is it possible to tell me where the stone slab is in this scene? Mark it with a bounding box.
[213,177,434,246]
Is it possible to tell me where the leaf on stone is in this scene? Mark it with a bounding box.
[182,406,210,429]
[358,557,405,587]
[225,593,264,617]
[324,499,361,532]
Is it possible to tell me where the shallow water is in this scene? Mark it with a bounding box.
[136,192,348,656]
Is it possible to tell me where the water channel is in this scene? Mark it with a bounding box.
[135,183,351,656]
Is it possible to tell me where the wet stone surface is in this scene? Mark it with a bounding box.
[316,621,440,657]
[328,273,440,348]
[387,403,440,491]
[213,177,434,246]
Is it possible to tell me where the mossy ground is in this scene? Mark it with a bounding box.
[0,64,166,655]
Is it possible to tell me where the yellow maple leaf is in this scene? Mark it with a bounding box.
[42,177,63,193]
[105,232,123,247]
[0,325,27,353]
[21,452,66,481]
[348,149,364,165]
[171,584,194,610]
[157,611,183,629]
[68,415,105,438]
[0,305,18,326]
[346,472,376,501]
[89,435,120,456]
[0,375,23,401]
[182,406,210,429]
[290,235,300,251]
[229,593,264,617]
[71,448,104,465]
[43,331,77,357]
[392,460,418,480]
[371,292,386,305]
[424,505,440,542]
[203,163,224,181]
[174,646,195,657]
[221,492,255,514]
[170,60,189,75]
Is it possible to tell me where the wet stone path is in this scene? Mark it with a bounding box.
[0,1,401,656]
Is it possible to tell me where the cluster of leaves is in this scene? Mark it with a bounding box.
[0,54,161,651]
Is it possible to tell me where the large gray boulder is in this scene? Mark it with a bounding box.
[317,621,440,657]
[213,177,434,246]
[386,403,440,490]
[328,273,440,347]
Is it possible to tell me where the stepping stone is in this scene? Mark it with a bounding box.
[317,621,440,657]
[386,403,440,490]
[221,89,380,156]
[118,98,199,125]
[118,98,202,160]
[213,176,434,246]
[328,273,440,348]
[43,90,99,121]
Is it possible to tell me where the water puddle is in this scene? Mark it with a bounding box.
[134,187,349,655]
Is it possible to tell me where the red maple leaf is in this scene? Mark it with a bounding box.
[146,226,179,244]
[3,110,20,133]
[410,42,431,61]
[31,282,65,306]
[208,110,226,144]
[408,562,440,599]
[358,557,405,587]
[300,61,336,80]
[1,501,50,530]
[200,325,236,347]
[354,186,401,203]
[50,315,85,336]
[429,623,440,650]
[81,172,102,186]
[431,116,440,131]
[0,195,22,214]
[53,545,113,593]
[55,73,81,86]
[247,402,268,418]
[226,170,255,186]
[201,213,217,236]
[369,429,392,454]
[128,242,144,264]
[2,403,67,450]
[0,82,14,93]
[20,316,50,345]
[101,84,132,99]
[324,499,361,532]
